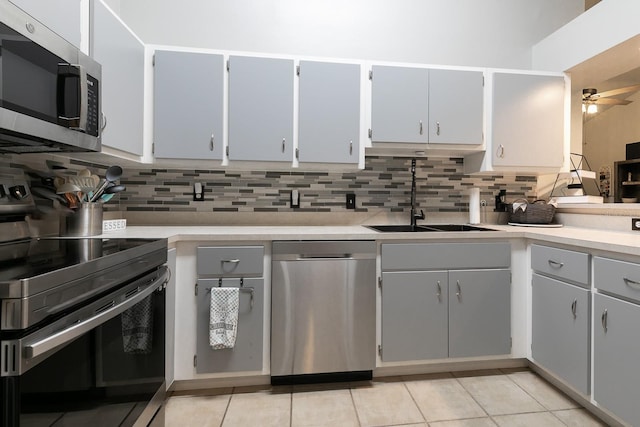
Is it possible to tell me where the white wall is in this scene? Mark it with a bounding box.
[118,0,582,69]
[533,0,640,72]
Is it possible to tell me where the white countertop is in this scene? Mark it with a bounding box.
[97,223,640,257]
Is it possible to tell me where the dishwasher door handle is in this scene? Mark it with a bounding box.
[297,254,352,260]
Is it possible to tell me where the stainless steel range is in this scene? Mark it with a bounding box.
[0,177,169,426]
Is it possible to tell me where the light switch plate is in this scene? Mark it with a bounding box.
[290,190,300,208]
[346,193,356,209]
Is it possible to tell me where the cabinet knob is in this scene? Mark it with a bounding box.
[436,281,442,301]
[349,140,353,155]
[601,309,608,332]
[571,299,577,319]
[436,122,441,136]
[419,120,423,135]
[456,280,461,301]
[282,138,286,153]
[497,144,505,158]
[210,134,215,151]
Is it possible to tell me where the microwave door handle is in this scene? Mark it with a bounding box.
[56,63,88,132]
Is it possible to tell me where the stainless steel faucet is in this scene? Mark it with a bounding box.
[410,158,425,229]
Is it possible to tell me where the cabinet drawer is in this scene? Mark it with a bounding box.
[197,246,264,276]
[531,244,589,287]
[381,243,510,271]
[594,256,640,303]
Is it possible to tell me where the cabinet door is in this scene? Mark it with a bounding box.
[381,271,448,362]
[93,0,145,155]
[10,0,82,49]
[371,66,428,143]
[298,61,360,164]
[153,50,224,160]
[228,56,294,161]
[491,72,564,168]
[532,274,589,395]
[428,69,483,145]
[195,278,263,373]
[594,293,640,426]
[449,269,511,358]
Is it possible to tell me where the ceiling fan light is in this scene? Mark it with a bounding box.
[587,103,598,114]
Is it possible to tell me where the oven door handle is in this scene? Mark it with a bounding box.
[24,267,169,360]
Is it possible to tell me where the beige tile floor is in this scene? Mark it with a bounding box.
[163,368,608,427]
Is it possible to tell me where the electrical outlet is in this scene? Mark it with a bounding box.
[193,182,204,201]
[346,193,356,209]
[632,218,640,230]
[290,190,300,208]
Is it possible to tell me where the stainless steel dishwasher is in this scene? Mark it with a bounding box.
[271,241,376,383]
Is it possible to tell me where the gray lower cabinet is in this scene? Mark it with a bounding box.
[532,273,590,395]
[298,60,361,164]
[228,56,294,162]
[153,50,224,160]
[195,278,263,373]
[594,293,640,426]
[381,271,448,362]
[449,269,511,358]
[380,244,511,363]
[195,245,265,374]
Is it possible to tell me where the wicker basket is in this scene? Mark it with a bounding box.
[508,199,556,224]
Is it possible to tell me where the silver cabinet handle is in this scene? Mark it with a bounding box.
[221,259,240,264]
[571,299,577,319]
[436,280,442,301]
[548,259,564,268]
[623,277,640,288]
[101,112,108,132]
[436,122,440,136]
[349,140,353,155]
[456,280,461,301]
[210,134,215,151]
[497,144,505,158]
[419,120,423,135]
[282,138,286,153]
[601,309,608,332]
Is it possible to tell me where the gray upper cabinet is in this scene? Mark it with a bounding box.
[532,273,590,395]
[428,69,483,145]
[371,66,483,146]
[228,56,294,162]
[371,65,428,143]
[10,0,82,49]
[449,269,511,358]
[92,0,145,156]
[298,61,360,164]
[153,50,224,160]
[490,72,564,168]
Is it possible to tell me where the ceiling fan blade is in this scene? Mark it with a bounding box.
[594,84,640,98]
[593,98,632,105]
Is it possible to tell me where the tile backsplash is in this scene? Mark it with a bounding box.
[1,154,536,218]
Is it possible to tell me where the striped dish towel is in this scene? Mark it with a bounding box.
[209,287,239,350]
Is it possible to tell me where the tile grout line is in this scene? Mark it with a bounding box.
[218,387,234,427]
[401,379,428,425]
[452,374,496,425]
[348,386,363,427]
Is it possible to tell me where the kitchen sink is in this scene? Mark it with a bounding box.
[366,224,496,232]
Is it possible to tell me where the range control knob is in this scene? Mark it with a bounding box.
[8,185,28,199]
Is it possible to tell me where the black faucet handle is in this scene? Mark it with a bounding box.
[415,209,425,220]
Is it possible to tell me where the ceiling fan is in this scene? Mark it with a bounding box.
[582,84,640,106]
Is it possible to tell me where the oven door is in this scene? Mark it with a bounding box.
[1,266,168,427]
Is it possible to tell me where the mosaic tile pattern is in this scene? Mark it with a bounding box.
[0,155,536,214]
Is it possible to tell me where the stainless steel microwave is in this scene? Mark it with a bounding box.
[0,0,101,154]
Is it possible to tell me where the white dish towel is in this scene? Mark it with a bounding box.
[209,287,239,350]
